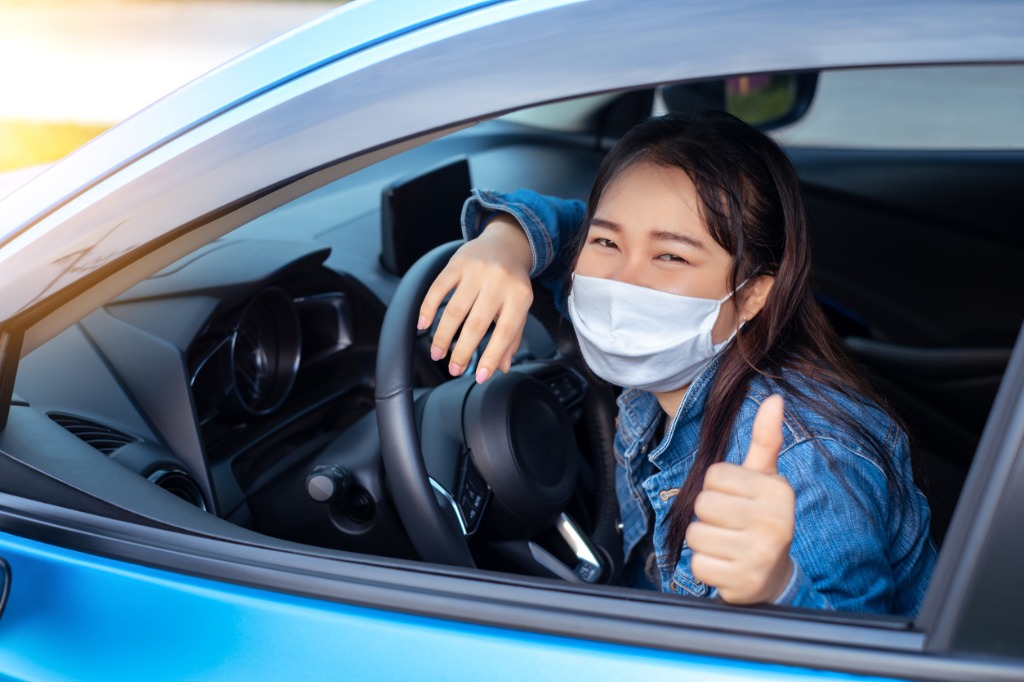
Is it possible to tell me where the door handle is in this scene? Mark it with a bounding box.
[0,558,10,620]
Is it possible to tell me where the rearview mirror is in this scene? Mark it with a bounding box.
[661,73,817,130]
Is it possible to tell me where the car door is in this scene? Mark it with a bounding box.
[0,1,1023,680]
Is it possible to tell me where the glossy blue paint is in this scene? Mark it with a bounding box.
[0,532,896,681]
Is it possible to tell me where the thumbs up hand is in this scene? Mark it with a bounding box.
[684,394,796,604]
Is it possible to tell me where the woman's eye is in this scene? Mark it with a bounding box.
[657,253,688,264]
[592,237,618,249]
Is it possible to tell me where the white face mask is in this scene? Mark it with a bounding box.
[566,273,740,393]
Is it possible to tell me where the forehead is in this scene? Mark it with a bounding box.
[597,162,706,228]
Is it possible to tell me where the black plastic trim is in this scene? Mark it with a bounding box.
[919,320,1024,658]
[0,330,23,430]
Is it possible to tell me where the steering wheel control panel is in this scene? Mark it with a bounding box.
[457,460,490,535]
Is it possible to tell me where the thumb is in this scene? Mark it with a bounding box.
[743,394,785,474]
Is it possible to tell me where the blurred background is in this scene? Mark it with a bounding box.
[0,0,345,174]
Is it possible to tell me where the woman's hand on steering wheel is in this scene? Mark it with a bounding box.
[418,214,535,383]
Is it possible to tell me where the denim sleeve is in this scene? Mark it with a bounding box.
[461,188,587,305]
[771,558,833,610]
[768,438,898,613]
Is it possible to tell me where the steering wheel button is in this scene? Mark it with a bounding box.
[308,475,335,502]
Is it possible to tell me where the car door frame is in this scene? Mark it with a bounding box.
[0,0,1023,679]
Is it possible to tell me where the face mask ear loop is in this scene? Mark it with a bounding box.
[715,279,751,346]
[717,278,750,304]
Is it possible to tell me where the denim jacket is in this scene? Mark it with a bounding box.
[462,188,937,615]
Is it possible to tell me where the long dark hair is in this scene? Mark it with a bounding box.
[572,110,905,564]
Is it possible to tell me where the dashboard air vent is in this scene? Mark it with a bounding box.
[48,413,137,455]
[149,469,208,511]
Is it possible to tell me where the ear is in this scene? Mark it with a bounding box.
[738,275,774,322]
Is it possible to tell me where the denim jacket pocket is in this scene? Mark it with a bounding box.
[657,544,709,597]
[666,559,710,597]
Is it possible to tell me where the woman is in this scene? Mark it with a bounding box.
[419,111,936,614]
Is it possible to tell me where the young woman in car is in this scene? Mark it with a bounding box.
[418,111,936,614]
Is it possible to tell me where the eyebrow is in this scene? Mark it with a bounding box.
[590,217,707,251]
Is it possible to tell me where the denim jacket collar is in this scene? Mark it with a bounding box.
[616,353,723,467]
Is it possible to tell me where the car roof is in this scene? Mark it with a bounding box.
[0,0,1021,332]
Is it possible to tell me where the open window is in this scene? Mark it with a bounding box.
[3,54,1024,679]
[11,61,1024,583]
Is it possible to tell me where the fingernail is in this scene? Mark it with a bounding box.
[430,346,443,361]
[417,315,428,330]
[475,368,489,383]
[449,363,463,376]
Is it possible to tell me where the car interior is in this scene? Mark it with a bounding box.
[2,64,1022,604]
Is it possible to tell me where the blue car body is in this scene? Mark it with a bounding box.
[0,532,905,681]
[0,1,1023,680]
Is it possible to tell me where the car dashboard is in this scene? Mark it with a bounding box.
[11,121,601,559]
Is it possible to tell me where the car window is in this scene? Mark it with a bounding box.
[772,64,1024,150]
[10,58,1023,634]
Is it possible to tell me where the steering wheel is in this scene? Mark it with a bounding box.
[375,241,611,582]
